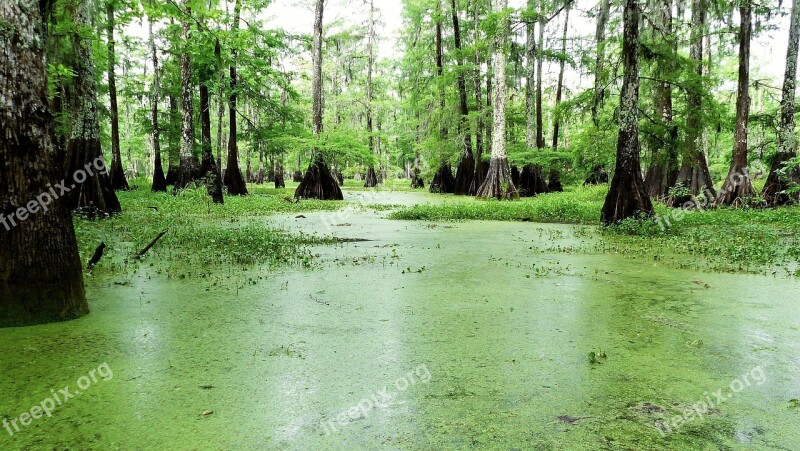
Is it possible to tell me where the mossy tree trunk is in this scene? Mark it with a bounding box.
[175,10,197,190]
[717,0,755,205]
[673,0,715,203]
[591,0,610,126]
[65,0,121,217]
[476,0,518,200]
[601,0,653,224]
[1,0,88,327]
[525,0,537,152]
[644,0,679,199]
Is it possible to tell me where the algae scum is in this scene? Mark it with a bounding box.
[1,192,799,449]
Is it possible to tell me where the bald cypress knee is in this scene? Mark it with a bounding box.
[476,0,518,200]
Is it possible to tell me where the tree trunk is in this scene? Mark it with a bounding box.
[762,0,800,205]
[275,162,285,188]
[525,0,537,150]
[551,4,570,150]
[364,0,378,188]
[477,0,518,199]
[430,163,456,193]
[223,0,248,195]
[1,0,88,327]
[486,55,493,151]
[673,0,715,203]
[149,18,167,192]
[469,0,485,195]
[166,93,179,185]
[175,10,197,190]
[535,0,546,149]
[107,2,128,190]
[199,81,224,203]
[452,0,475,195]
[295,0,343,200]
[429,2,454,195]
[65,0,121,217]
[591,0,611,126]
[643,0,679,199]
[436,1,447,142]
[717,0,755,205]
[601,0,653,224]
[215,40,225,171]
[518,164,548,197]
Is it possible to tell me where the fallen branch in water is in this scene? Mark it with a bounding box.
[136,230,168,258]
[87,242,106,270]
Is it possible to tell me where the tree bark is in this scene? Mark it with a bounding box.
[1,0,88,326]
[477,0,518,199]
[762,0,800,205]
[469,0,486,195]
[215,40,225,171]
[149,18,167,192]
[295,0,343,200]
[364,0,378,188]
[551,4,570,150]
[601,0,653,224]
[223,0,248,195]
[591,0,610,126]
[436,1,447,142]
[643,0,679,199]
[525,0,537,150]
[673,0,715,203]
[200,81,224,203]
[175,9,197,190]
[107,1,128,190]
[535,0,545,149]
[65,0,121,216]
[717,0,755,205]
[452,0,475,195]
[430,2,455,194]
